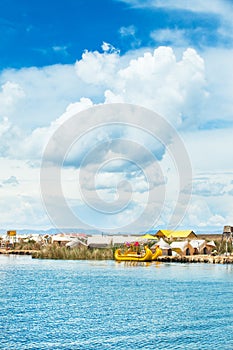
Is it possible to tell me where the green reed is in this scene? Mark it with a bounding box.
[32,245,114,260]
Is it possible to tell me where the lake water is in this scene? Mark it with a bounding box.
[0,255,233,350]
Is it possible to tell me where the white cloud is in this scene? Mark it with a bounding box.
[192,179,226,197]
[101,42,120,54]
[0,117,11,137]
[0,64,100,130]
[118,25,141,48]
[0,194,48,229]
[11,97,94,161]
[75,49,120,86]
[0,41,232,231]
[52,45,69,56]
[119,25,136,37]
[75,46,208,128]
[151,29,188,47]
[118,0,232,18]
[104,90,124,103]
[0,158,50,229]
[118,0,233,44]
[182,128,233,173]
[0,81,25,116]
[201,48,233,124]
[184,199,224,230]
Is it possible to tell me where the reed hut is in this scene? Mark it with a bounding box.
[170,240,194,256]
[189,239,206,255]
[151,238,172,256]
[51,234,72,246]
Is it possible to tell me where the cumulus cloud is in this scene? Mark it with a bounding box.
[0,45,228,165]
[0,81,25,116]
[0,64,100,130]
[12,97,94,161]
[184,198,225,230]
[0,41,232,230]
[75,48,120,86]
[75,46,207,129]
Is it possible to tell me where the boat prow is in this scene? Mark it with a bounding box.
[152,247,162,261]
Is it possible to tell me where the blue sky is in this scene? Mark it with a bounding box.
[0,0,233,233]
[1,0,230,68]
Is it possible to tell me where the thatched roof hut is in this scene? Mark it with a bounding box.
[170,240,194,256]
[151,238,172,256]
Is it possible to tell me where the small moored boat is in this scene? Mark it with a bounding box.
[114,246,153,262]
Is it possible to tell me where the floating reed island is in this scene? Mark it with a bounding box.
[1,247,233,264]
[156,255,233,264]
[0,228,232,264]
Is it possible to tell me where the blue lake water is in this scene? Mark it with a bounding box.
[0,256,233,350]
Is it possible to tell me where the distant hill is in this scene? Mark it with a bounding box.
[0,228,104,236]
[0,227,223,236]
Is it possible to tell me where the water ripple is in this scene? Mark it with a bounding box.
[0,256,233,349]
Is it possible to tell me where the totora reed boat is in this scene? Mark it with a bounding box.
[114,245,153,262]
[152,247,162,261]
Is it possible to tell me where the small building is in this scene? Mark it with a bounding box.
[189,239,216,255]
[205,240,216,254]
[112,235,143,247]
[51,234,72,246]
[7,230,17,245]
[222,226,233,242]
[189,239,206,255]
[87,235,112,249]
[223,225,233,234]
[156,230,197,241]
[51,233,88,246]
[151,238,172,256]
[171,239,216,256]
[170,240,194,256]
[66,238,88,249]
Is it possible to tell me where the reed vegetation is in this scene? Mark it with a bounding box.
[14,240,42,251]
[32,245,114,260]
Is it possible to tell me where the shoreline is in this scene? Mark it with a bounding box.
[157,254,233,264]
[1,249,233,264]
[0,249,37,255]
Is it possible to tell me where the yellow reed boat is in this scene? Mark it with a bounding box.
[152,247,162,261]
[114,246,153,262]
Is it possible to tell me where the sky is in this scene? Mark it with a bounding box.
[0,0,233,233]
